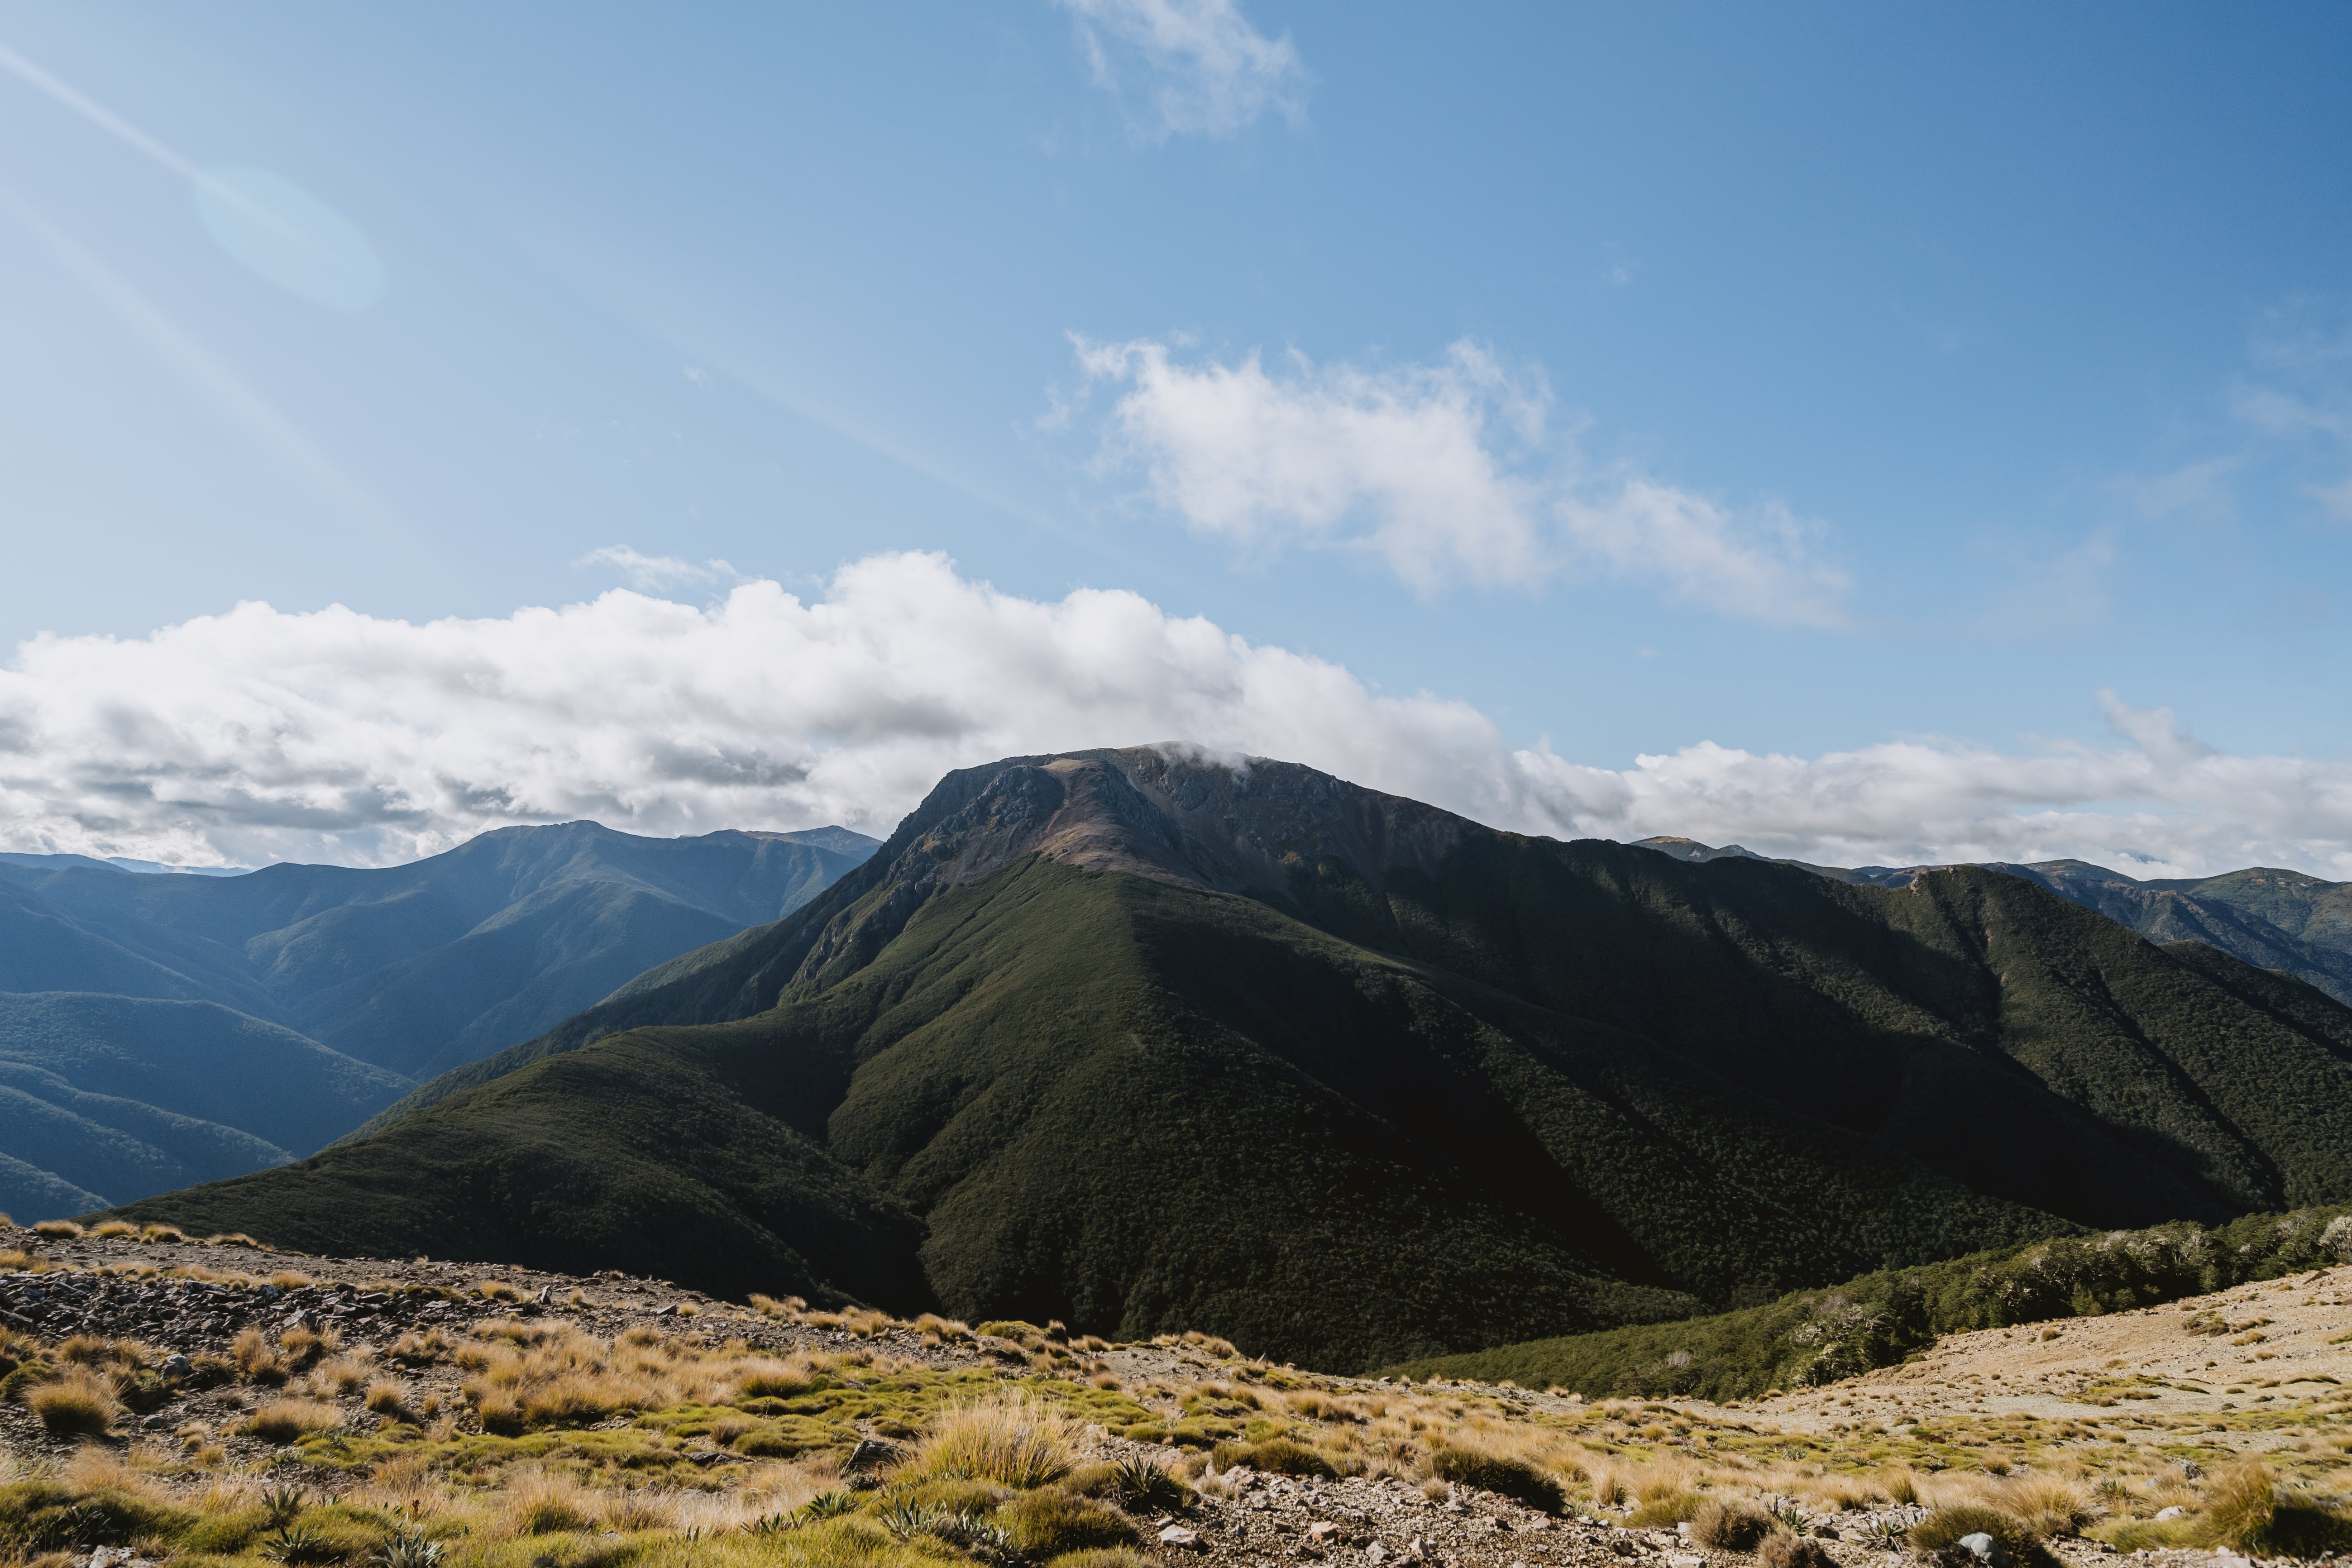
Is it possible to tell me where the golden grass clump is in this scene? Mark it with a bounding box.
[501,1471,600,1535]
[904,1388,1078,1489]
[1993,1475,2093,1538]
[2194,1462,2352,1556]
[27,1368,119,1437]
[363,1379,417,1423]
[243,1398,342,1443]
[138,1223,185,1243]
[1911,1504,2051,1568]
[33,1219,81,1238]
[90,1220,137,1238]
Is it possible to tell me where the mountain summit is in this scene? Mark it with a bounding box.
[117,748,2352,1371]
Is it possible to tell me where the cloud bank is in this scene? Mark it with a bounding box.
[3,552,2348,877]
[1055,0,1306,138]
[1072,337,1852,624]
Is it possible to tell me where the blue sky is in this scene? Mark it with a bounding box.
[3,2,2351,872]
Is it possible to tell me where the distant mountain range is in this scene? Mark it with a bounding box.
[1633,837,2352,1005]
[0,822,877,1215]
[114,749,2352,1373]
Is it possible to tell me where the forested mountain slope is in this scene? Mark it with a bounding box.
[115,750,2352,1372]
[1638,837,2352,1004]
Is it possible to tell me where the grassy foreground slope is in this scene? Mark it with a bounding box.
[113,750,2352,1372]
[1383,1200,2352,1399]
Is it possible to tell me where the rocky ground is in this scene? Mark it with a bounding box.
[0,1229,2344,1568]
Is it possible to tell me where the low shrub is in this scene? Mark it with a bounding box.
[1000,1488,1140,1557]
[1692,1498,1775,1552]
[1430,1445,1564,1513]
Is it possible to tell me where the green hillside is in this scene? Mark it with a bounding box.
[1381,1199,2352,1399]
[112,750,2352,1372]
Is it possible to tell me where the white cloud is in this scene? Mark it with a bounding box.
[1072,336,1851,623]
[1055,0,1306,138]
[3,554,2348,879]
[575,545,742,590]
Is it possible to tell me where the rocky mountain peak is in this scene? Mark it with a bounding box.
[884,746,1473,905]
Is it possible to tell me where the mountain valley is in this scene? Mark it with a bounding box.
[0,823,877,1213]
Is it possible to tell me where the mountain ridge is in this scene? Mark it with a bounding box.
[1634,837,2352,1004]
[0,821,878,1214]
[115,747,2352,1370]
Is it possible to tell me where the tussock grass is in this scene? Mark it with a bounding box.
[1691,1497,1774,1551]
[1759,1531,1837,1568]
[243,1398,343,1443]
[26,1369,118,1436]
[999,1487,1139,1556]
[1911,1504,2054,1568]
[32,1220,81,1239]
[1430,1444,1565,1513]
[902,1389,1077,1489]
[2190,1462,2352,1556]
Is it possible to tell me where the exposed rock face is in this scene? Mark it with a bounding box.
[870,747,1469,905]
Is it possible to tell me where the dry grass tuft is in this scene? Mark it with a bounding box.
[32,1220,81,1239]
[1759,1530,1837,1568]
[1429,1443,1565,1513]
[363,1380,417,1423]
[243,1398,342,1443]
[501,1471,599,1535]
[1692,1498,1775,1551]
[1000,1487,1140,1557]
[27,1369,118,1437]
[903,1388,1078,1489]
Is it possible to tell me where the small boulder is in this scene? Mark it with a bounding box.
[1956,1530,2006,1568]
[1159,1525,1203,1550]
